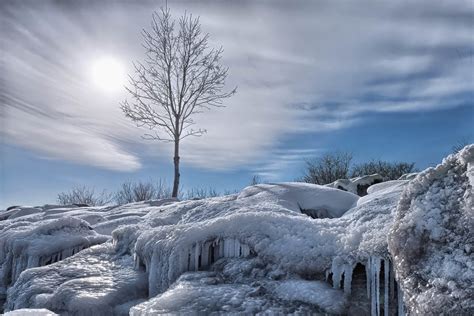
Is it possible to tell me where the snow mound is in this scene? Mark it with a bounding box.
[238,182,359,218]
[388,144,474,315]
[0,217,108,292]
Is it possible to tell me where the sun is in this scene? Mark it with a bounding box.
[91,56,125,92]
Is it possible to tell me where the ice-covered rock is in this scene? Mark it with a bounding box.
[326,174,383,196]
[115,181,406,308]
[388,144,474,315]
[0,217,108,292]
[5,243,147,315]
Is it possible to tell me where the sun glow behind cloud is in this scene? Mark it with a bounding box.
[90,56,126,93]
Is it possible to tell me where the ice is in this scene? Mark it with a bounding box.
[3,308,58,315]
[0,217,108,292]
[5,243,147,315]
[3,146,471,315]
[384,258,389,316]
[388,144,474,315]
[122,181,406,303]
[273,279,348,314]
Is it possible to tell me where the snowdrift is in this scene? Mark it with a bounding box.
[1,148,473,315]
[389,145,474,315]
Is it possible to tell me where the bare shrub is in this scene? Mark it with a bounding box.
[184,187,220,200]
[57,186,113,206]
[115,179,172,204]
[351,161,416,181]
[302,152,353,185]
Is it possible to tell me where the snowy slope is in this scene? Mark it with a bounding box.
[389,145,474,315]
[2,148,473,316]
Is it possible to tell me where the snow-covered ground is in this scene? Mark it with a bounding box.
[1,146,473,315]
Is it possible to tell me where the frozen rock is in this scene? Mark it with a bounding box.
[5,243,147,315]
[389,144,474,315]
[326,174,383,196]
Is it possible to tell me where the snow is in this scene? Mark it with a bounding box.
[388,144,474,315]
[3,308,58,315]
[2,147,472,315]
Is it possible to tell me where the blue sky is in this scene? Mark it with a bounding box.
[1,0,473,208]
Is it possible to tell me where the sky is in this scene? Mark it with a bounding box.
[1,0,473,208]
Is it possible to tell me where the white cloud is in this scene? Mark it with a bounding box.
[1,0,472,172]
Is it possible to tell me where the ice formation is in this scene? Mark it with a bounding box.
[388,144,474,315]
[0,217,108,291]
[2,147,472,315]
[6,243,148,315]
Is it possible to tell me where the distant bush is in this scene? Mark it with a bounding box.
[452,139,470,154]
[250,175,262,185]
[183,187,220,200]
[114,179,172,204]
[302,152,353,185]
[57,186,113,206]
[301,151,416,184]
[351,161,416,181]
[58,180,237,207]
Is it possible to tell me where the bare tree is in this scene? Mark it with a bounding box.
[121,8,236,198]
[302,152,353,185]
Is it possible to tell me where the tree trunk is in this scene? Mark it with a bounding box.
[172,138,180,198]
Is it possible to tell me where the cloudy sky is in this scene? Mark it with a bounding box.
[1,0,473,207]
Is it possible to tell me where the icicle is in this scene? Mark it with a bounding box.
[370,257,376,316]
[384,259,389,316]
[201,241,209,268]
[133,253,140,269]
[195,242,201,270]
[370,257,381,316]
[331,258,344,290]
[189,247,195,271]
[325,269,330,281]
[241,244,250,257]
[366,258,371,298]
[234,239,241,257]
[390,260,395,301]
[343,263,354,294]
[376,258,380,316]
[397,283,405,316]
